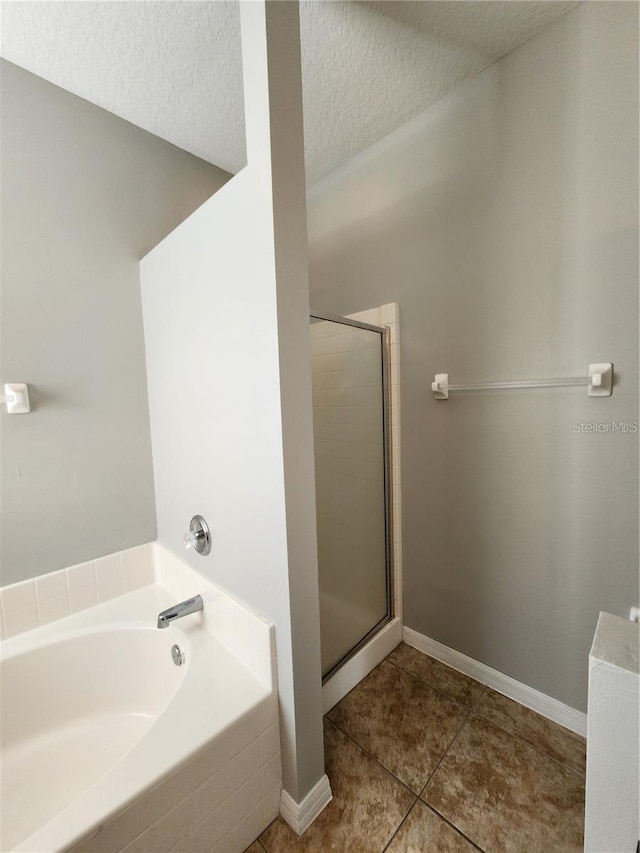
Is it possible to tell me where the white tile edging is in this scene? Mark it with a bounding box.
[279,774,333,836]
[322,616,403,715]
[403,626,587,737]
[0,544,154,640]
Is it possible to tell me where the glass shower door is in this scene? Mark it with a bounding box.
[310,313,391,679]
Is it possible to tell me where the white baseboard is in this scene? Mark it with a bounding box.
[322,617,403,714]
[403,626,587,737]
[280,774,333,836]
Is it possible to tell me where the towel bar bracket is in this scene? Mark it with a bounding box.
[1,383,30,414]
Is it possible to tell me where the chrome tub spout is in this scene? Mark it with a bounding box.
[157,594,204,629]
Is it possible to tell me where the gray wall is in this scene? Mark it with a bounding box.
[0,61,230,586]
[307,2,639,712]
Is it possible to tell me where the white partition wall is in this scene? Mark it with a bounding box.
[140,0,328,820]
[585,612,640,852]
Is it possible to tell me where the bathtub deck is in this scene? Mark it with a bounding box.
[2,580,278,853]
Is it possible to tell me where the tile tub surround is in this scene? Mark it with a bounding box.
[70,708,282,853]
[2,544,282,853]
[256,643,586,852]
[0,543,154,639]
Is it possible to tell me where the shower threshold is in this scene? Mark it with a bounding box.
[320,590,391,683]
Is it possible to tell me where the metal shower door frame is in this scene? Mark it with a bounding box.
[310,311,394,682]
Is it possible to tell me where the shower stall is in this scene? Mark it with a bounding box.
[310,312,393,681]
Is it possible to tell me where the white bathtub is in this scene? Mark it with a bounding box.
[0,544,281,853]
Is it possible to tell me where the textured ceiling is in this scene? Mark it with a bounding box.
[0,1,577,183]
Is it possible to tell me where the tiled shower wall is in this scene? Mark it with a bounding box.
[310,303,402,627]
[0,544,154,640]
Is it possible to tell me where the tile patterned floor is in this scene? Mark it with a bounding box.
[248,643,586,852]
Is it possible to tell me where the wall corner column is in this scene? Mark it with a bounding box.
[239,0,328,818]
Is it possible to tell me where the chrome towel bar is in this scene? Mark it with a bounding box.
[431,363,613,400]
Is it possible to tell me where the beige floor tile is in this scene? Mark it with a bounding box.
[328,659,469,792]
[423,716,585,853]
[385,802,479,852]
[260,719,414,853]
[474,688,586,773]
[387,644,484,708]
